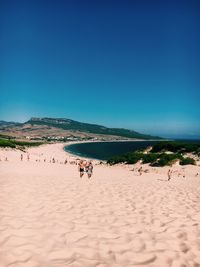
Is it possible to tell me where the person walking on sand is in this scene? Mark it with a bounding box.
[78,160,85,178]
[85,161,93,179]
[20,154,23,161]
[138,166,143,176]
[167,169,172,181]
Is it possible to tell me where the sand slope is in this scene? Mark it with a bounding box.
[0,143,200,267]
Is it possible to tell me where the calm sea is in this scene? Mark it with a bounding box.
[64,141,160,160]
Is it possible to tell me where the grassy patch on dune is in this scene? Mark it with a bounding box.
[151,141,200,155]
[0,138,44,149]
[107,141,199,167]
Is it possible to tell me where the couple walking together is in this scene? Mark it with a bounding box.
[78,160,93,178]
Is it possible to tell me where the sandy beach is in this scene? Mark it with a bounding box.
[0,143,200,267]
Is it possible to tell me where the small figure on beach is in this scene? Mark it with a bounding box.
[78,160,85,178]
[167,169,172,181]
[85,161,93,179]
[138,166,143,176]
[20,154,23,161]
[52,158,55,163]
[64,159,68,164]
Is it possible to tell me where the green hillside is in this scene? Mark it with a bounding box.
[26,117,162,140]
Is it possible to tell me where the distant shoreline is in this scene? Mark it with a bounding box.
[63,139,164,161]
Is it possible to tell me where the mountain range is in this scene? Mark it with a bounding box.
[0,117,162,140]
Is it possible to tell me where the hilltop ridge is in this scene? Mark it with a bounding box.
[0,117,162,141]
[26,117,161,140]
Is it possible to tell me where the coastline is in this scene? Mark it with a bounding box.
[63,139,164,161]
[62,141,104,162]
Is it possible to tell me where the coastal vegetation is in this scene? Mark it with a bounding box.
[150,141,200,155]
[0,138,44,149]
[108,141,199,166]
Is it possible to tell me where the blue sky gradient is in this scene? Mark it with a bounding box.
[0,0,199,138]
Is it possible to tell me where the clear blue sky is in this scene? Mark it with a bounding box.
[0,0,199,139]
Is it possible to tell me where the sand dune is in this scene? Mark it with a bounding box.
[0,143,200,267]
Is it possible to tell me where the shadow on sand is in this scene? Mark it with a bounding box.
[157,178,169,182]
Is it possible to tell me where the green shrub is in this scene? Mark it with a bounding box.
[151,141,200,154]
[180,157,195,165]
[142,153,159,164]
[150,153,183,167]
[0,138,44,149]
[108,152,143,165]
[107,142,199,167]
[0,139,16,148]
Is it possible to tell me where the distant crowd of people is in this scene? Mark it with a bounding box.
[1,153,199,181]
[1,153,94,179]
[20,153,94,178]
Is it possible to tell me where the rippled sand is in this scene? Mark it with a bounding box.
[0,143,200,267]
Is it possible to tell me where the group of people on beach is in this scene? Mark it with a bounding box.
[2,153,199,181]
[78,160,93,179]
[20,153,94,178]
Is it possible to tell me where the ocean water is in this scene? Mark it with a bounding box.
[64,141,160,160]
